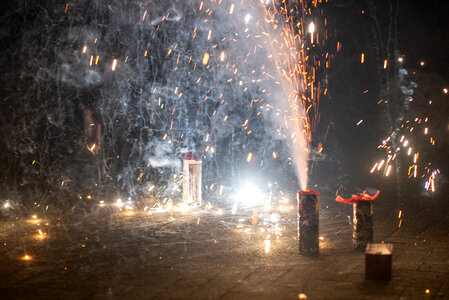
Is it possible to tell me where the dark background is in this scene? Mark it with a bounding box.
[310,0,449,203]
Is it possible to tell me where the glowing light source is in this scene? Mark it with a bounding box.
[28,215,42,224]
[244,14,252,24]
[308,22,315,43]
[264,239,270,253]
[202,52,210,65]
[111,59,118,71]
[21,255,32,261]
[377,160,385,171]
[34,230,47,240]
[231,203,238,214]
[298,293,308,300]
[174,202,190,212]
[246,152,253,162]
[233,183,264,207]
[385,165,392,176]
[308,22,315,34]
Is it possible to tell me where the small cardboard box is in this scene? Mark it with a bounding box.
[365,243,393,280]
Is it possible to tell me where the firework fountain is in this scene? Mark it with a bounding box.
[0,0,331,266]
[0,0,328,211]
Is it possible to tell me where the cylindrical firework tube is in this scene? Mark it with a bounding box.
[298,190,319,255]
[353,200,373,250]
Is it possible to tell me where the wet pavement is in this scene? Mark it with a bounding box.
[0,195,448,299]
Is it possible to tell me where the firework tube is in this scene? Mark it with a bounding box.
[298,190,319,256]
[336,190,380,250]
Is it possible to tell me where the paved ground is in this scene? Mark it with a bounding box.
[0,194,448,299]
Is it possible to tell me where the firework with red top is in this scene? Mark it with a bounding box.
[336,190,380,250]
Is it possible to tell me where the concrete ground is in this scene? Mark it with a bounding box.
[0,194,448,299]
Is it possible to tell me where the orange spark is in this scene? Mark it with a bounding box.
[202,52,210,65]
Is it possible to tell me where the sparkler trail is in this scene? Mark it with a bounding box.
[259,0,329,190]
[369,55,442,196]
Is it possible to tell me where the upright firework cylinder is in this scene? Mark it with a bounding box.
[182,159,202,205]
[353,200,373,250]
[298,190,319,255]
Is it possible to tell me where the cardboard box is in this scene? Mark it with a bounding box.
[365,243,393,280]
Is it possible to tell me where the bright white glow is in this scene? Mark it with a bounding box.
[244,14,252,24]
[308,22,315,34]
[308,22,315,43]
[231,203,238,214]
[377,160,385,171]
[115,199,123,208]
[264,239,271,253]
[111,59,118,71]
[385,165,392,176]
[233,183,265,207]
[174,203,190,212]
